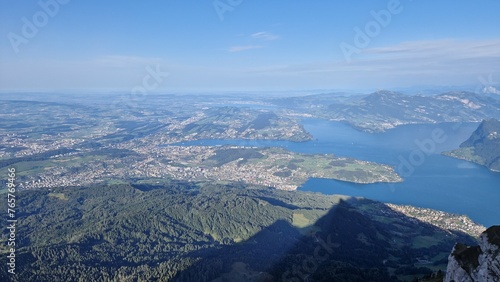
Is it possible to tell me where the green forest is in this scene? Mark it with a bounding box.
[0,181,475,281]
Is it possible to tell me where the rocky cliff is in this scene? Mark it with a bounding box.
[445,226,500,282]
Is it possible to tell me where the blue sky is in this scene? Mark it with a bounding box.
[1,0,499,93]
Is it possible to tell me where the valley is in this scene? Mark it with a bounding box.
[0,91,499,281]
[3,2,500,280]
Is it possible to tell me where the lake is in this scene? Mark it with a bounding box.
[176,119,500,227]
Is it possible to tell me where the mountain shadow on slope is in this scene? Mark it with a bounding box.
[173,198,477,282]
[0,183,478,282]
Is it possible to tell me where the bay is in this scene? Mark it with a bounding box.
[175,119,500,227]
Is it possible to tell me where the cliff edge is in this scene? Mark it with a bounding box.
[445,225,500,282]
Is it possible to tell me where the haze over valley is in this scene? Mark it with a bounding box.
[1,1,500,281]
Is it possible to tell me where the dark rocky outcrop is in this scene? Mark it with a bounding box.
[445,226,500,282]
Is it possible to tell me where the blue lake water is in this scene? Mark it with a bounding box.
[176,119,500,227]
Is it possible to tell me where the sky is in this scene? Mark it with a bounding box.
[0,0,499,93]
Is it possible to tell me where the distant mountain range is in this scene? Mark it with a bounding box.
[273,90,500,132]
[443,118,500,171]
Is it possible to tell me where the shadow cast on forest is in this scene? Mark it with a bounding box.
[172,197,475,282]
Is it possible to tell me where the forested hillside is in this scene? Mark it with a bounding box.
[0,181,478,281]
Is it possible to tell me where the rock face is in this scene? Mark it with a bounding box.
[445,226,500,282]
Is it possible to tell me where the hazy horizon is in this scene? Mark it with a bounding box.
[1,0,499,92]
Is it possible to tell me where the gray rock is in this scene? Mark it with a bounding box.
[445,226,500,282]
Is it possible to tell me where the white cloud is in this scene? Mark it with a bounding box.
[255,39,500,74]
[483,86,500,95]
[2,39,499,91]
[236,38,500,89]
[228,45,263,52]
[251,31,280,41]
[363,39,500,59]
[225,32,279,53]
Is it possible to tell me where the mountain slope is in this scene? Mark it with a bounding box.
[444,118,500,171]
[0,181,483,281]
[273,90,500,132]
[331,91,500,132]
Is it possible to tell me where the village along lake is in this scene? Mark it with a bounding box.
[176,119,500,227]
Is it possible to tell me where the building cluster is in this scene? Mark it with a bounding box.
[386,204,485,237]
